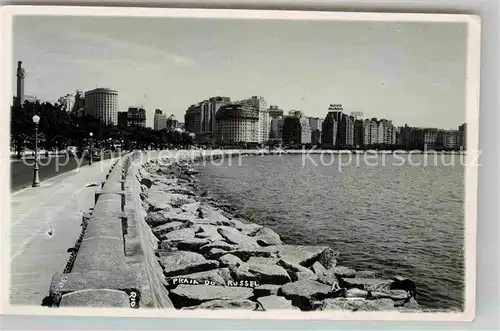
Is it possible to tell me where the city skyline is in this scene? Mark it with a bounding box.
[13,16,467,129]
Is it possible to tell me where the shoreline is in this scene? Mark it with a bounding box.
[136,152,428,312]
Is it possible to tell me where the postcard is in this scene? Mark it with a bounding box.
[1,5,480,321]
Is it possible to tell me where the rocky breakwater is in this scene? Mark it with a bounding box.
[137,156,422,312]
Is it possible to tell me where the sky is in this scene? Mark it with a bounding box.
[13,15,468,129]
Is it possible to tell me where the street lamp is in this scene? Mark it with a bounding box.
[32,114,40,187]
[89,132,93,165]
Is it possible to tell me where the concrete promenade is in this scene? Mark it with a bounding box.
[8,158,118,305]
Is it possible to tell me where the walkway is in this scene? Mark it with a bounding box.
[8,158,118,305]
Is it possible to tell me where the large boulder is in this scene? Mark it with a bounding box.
[339,278,393,292]
[276,245,333,267]
[317,248,339,269]
[203,248,229,260]
[195,224,224,242]
[247,263,291,285]
[166,268,227,287]
[247,257,280,266]
[218,228,259,247]
[219,254,243,268]
[152,221,186,236]
[254,284,281,298]
[176,238,211,252]
[229,264,258,282]
[164,211,197,223]
[198,206,232,225]
[333,266,357,278]
[159,228,195,242]
[312,262,338,286]
[277,259,317,282]
[200,241,238,255]
[182,299,257,310]
[278,280,333,310]
[257,295,298,310]
[253,227,282,246]
[169,285,253,308]
[180,202,200,215]
[228,246,278,262]
[159,251,219,277]
[236,222,263,236]
[317,298,395,311]
[145,211,170,227]
[143,190,173,211]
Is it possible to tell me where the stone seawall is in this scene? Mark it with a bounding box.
[136,151,423,311]
[44,151,174,308]
[44,149,423,311]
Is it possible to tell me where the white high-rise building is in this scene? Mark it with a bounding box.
[84,88,118,125]
[238,96,268,143]
[154,109,168,130]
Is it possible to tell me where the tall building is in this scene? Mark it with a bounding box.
[269,116,284,142]
[324,109,354,149]
[396,124,415,149]
[238,96,269,143]
[344,115,355,147]
[458,123,467,150]
[200,96,231,137]
[353,119,364,148]
[363,119,374,146]
[58,93,74,112]
[282,110,311,146]
[215,103,259,144]
[71,90,85,116]
[377,119,395,145]
[154,109,167,130]
[282,116,302,146]
[14,61,26,106]
[411,128,439,150]
[300,117,312,145]
[127,107,147,127]
[321,112,338,149]
[441,130,460,149]
[308,117,323,146]
[184,104,202,135]
[117,111,128,127]
[84,88,118,125]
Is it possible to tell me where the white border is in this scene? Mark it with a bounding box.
[0,6,481,322]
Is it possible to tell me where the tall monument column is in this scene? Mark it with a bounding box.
[16,61,25,106]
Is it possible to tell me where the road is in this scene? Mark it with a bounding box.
[11,153,115,192]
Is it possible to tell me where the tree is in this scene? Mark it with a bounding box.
[10,102,35,159]
[10,100,195,155]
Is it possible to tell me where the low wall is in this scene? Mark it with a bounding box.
[45,149,423,311]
